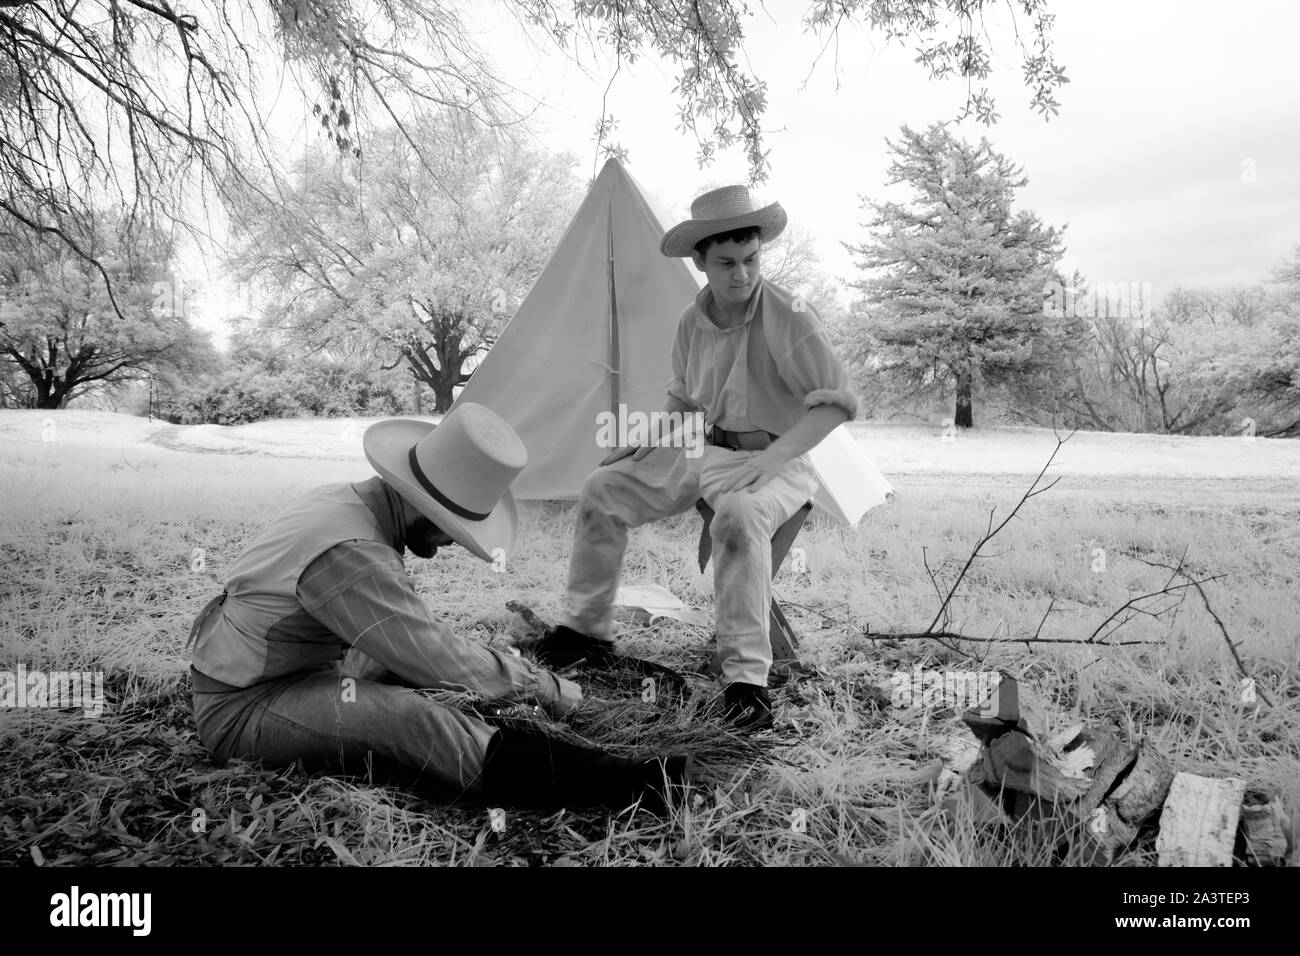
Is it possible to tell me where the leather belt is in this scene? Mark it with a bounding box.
[707,426,778,451]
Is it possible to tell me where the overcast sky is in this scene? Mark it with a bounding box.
[480,0,1300,291]
[189,0,1300,345]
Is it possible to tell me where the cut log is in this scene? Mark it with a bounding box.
[1156,773,1245,867]
[984,730,1091,803]
[934,734,983,800]
[963,673,1047,742]
[1077,723,1138,817]
[1239,790,1290,866]
[1083,803,1141,864]
[1109,742,1175,825]
[942,778,1008,827]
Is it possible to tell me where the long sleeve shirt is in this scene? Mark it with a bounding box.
[189,476,581,718]
[667,278,859,434]
[295,538,579,714]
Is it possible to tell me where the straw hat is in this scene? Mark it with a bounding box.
[660,185,787,258]
[363,404,526,562]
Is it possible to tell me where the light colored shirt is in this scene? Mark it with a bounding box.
[666,278,859,434]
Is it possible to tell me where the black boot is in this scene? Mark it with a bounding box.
[521,625,618,669]
[480,725,692,814]
[722,682,774,732]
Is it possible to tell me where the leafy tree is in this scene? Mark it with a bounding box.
[167,353,409,424]
[1,0,1068,300]
[762,224,847,323]
[845,123,1076,428]
[1050,269,1300,437]
[1166,262,1300,437]
[226,113,581,411]
[0,213,215,408]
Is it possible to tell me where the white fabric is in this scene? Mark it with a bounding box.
[453,158,703,499]
[807,426,896,527]
[613,584,710,628]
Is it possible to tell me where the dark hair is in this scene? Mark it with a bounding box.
[693,225,762,257]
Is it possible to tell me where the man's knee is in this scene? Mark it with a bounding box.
[711,493,765,550]
[577,468,633,526]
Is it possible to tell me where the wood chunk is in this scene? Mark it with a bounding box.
[1013,681,1051,742]
[934,735,983,800]
[1109,741,1175,825]
[942,778,1008,827]
[963,673,1018,743]
[963,673,1048,742]
[1083,803,1140,864]
[1239,791,1291,866]
[985,730,1091,802]
[1156,773,1246,867]
[1077,724,1138,817]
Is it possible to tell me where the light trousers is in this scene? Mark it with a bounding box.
[561,444,818,687]
[191,665,497,799]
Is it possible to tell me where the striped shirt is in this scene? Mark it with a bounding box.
[190,476,580,717]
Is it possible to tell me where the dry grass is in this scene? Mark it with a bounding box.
[2,420,1298,867]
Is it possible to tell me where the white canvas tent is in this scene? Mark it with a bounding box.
[454,157,894,523]
[453,158,701,499]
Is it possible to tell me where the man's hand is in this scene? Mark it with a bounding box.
[715,447,792,494]
[598,444,656,467]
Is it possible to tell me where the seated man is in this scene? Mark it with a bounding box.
[527,186,859,731]
[187,403,688,811]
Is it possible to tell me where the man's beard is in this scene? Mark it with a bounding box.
[407,517,440,558]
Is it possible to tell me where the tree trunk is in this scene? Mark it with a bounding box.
[954,369,974,428]
[34,380,59,409]
[432,383,455,413]
[411,377,422,416]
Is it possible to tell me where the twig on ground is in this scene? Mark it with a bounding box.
[779,599,849,628]
[922,431,1072,635]
[1082,550,1225,645]
[855,631,1164,647]
[1123,549,1276,710]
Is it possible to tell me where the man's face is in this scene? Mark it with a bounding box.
[692,235,761,309]
[406,514,456,559]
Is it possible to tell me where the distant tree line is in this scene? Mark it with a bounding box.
[833,123,1300,438]
[4,115,1296,440]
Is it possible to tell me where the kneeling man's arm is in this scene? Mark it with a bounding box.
[299,542,582,716]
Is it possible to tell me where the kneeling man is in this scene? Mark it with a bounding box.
[188,403,688,811]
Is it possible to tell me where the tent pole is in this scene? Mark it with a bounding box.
[607,200,620,416]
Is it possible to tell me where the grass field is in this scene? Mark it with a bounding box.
[1,410,1297,866]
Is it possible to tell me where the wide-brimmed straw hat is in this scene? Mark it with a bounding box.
[660,184,787,258]
[363,403,527,562]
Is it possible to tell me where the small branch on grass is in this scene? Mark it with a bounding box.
[1031,598,1055,640]
[854,631,1164,647]
[922,431,1072,635]
[850,430,1229,657]
[1083,559,1222,646]
[779,599,850,628]
[1122,549,1276,710]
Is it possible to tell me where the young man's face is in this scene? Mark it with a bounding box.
[692,235,761,309]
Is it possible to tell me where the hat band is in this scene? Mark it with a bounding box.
[407,445,493,522]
